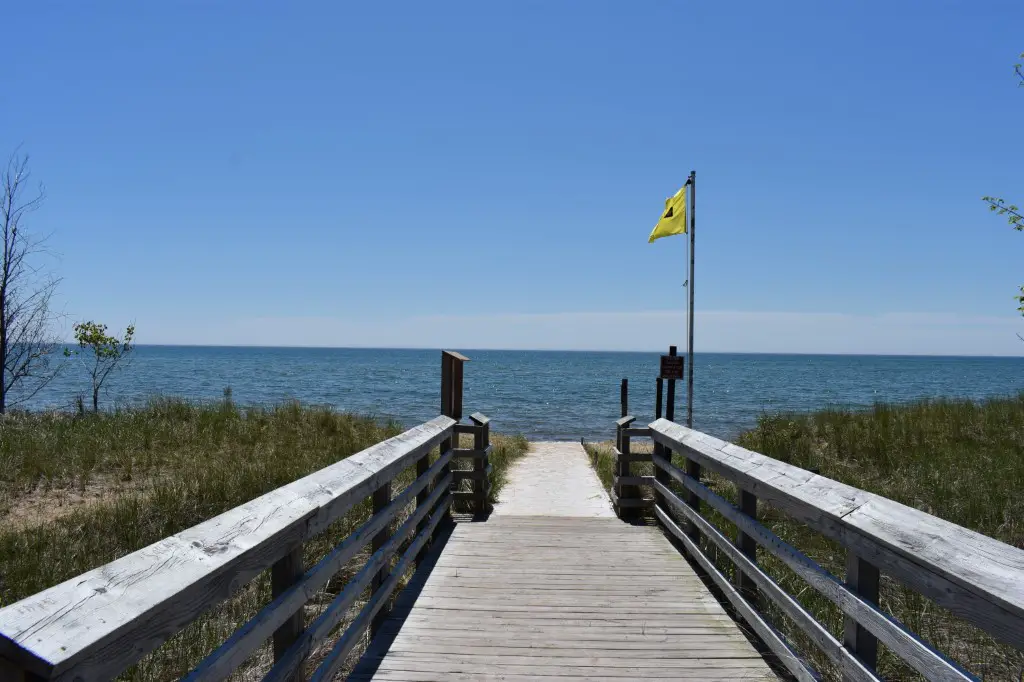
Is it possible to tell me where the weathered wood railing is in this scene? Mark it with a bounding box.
[610,415,654,518]
[612,416,1024,682]
[452,413,492,513]
[0,352,492,682]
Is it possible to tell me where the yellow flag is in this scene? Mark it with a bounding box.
[648,186,687,243]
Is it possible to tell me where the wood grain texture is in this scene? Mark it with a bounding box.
[0,416,455,681]
[352,516,779,681]
[308,495,453,682]
[264,476,452,682]
[184,451,455,682]
[652,482,879,682]
[649,418,1024,650]
[652,506,815,682]
[269,547,303,678]
[652,452,976,682]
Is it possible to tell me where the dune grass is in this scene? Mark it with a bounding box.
[585,395,1024,681]
[0,398,528,680]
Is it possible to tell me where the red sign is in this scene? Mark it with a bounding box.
[660,355,684,380]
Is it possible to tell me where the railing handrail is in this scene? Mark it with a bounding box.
[0,414,457,680]
[647,417,1024,653]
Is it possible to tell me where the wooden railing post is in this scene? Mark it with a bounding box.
[844,552,880,677]
[735,489,759,606]
[470,414,490,515]
[369,481,393,638]
[653,377,671,512]
[438,351,468,533]
[614,416,638,520]
[440,350,455,440]
[684,456,702,543]
[620,378,628,417]
[270,548,304,678]
[414,442,432,566]
[614,421,622,518]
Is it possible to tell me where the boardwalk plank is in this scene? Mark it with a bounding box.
[353,518,776,680]
[351,442,777,681]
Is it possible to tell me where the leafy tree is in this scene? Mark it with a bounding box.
[0,152,64,412]
[983,52,1024,314]
[70,321,135,411]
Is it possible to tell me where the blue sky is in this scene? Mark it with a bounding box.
[2,2,1023,354]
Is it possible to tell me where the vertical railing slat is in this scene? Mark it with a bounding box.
[471,414,490,515]
[369,481,393,638]
[615,417,638,519]
[270,550,304,680]
[735,489,759,606]
[844,552,880,678]
[414,449,432,566]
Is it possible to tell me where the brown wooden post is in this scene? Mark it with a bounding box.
[369,481,392,638]
[844,553,880,677]
[438,351,468,532]
[665,346,677,422]
[450,355,465,421]
[617,419,639,520]
[441,351,468,421]
[270,547,304,676]
[735,490,759,606]
[433,352,453,543]
[655,377,663,420]
[653,375,669,513]
[620,378,628,418]
[471,414,490,515]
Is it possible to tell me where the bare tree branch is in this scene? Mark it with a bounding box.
[0,151,65,412]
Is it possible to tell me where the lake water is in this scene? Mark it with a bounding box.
[16,346,1024,441]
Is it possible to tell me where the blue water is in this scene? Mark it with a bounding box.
[16,347,1024,441]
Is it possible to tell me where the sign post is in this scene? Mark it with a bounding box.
[660,346,683,422]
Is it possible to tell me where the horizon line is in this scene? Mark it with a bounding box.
[102,343,1024,360]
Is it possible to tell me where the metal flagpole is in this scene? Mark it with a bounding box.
[687,170,695,428]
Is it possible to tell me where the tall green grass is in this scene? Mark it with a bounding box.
[0,398,528,680]
[586,395,1024,681]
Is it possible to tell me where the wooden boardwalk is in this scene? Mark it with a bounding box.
[3,374,1021,682]
[352,443,777,680]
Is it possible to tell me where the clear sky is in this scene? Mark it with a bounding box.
[3,2,1023,355]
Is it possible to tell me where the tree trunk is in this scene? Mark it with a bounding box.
[0,344,6,414]
[92,385,99,412]
[0,296,6,415]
